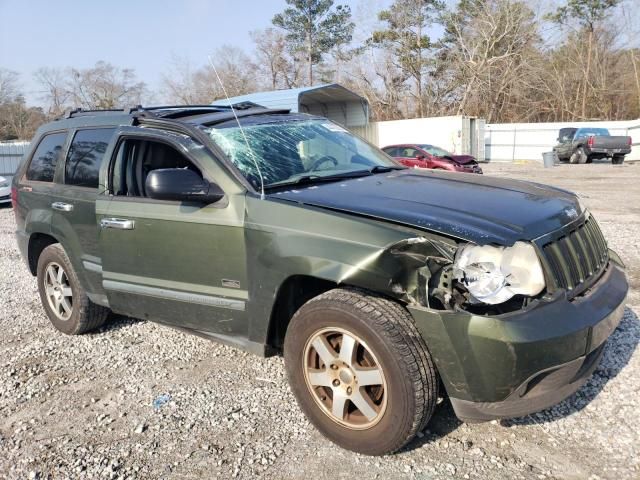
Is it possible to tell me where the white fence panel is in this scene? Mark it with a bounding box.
[485,119,640,162]
[0,141,30,179]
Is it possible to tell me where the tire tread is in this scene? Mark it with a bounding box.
[304,287,438,452]
[38,244,109,335]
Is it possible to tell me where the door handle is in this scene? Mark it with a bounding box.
[51,202,74,212]
[100,218,135,230]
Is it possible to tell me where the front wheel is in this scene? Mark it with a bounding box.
[284,288,438,455]
[570,147,588,164]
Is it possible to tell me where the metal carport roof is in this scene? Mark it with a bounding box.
[212,83,369,127]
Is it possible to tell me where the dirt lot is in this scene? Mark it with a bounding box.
[0,162,638,480]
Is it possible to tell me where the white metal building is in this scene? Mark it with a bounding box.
[352,116,486,161]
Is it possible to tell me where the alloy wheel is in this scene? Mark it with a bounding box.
[44,262,73,321]
[302,327,387,430]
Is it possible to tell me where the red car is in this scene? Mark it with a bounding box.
[382,143,483,174]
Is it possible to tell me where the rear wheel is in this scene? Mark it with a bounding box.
[37,244,109,335]
[612,155,625,165]
[284,288,438,455]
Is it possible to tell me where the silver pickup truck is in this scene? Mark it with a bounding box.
[553,127,632,164]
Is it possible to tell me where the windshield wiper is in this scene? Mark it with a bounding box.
[368,165,404,173]
[267,171,369,189]
[266,165,404,190]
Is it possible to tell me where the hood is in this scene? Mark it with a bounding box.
[271,169,582,245]
[444,154,476,165]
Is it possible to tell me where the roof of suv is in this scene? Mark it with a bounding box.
[40,103,293,133]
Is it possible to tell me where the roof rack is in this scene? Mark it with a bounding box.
[63,107,126,119]
[61,102,269,120]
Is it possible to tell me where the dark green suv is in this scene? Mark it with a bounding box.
[12,105,628,455]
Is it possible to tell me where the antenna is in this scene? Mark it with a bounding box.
[207,55,265,200]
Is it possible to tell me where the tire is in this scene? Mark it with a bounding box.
[570,147,587,164]
[37,243,109,335]
[612,155,625,165]
[284,288,438,455]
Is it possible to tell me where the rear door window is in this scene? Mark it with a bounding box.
[25,132,68,182]
[382,147,398,156]
[401,147,420,158]
[65,128,116,188]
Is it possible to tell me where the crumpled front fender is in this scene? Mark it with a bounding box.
[245,196,459,345]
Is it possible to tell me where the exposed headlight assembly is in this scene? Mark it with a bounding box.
[453,242,545,305]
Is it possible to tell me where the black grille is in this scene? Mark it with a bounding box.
[542,216,608,295]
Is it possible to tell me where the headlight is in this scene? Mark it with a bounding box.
[453,242,545,304]
[0,181,8,188]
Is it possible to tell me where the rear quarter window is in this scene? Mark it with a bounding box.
[25,132,68,182]
[65,128,116,188]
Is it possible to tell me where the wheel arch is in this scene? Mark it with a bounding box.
[266,274,338,351]
[27,232,98,306]
[27,232,60,276]
[260,235,457,352]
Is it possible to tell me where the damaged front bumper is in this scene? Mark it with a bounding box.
[408,252,627,422]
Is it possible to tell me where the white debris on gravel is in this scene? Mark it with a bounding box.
[0,162,639,479]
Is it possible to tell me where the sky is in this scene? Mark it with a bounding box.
[0,0,393,105]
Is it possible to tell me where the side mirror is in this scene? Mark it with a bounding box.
[416,154,426,160]
[145,168,224,204]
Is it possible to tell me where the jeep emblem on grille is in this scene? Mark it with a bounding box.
[565,207,578,219]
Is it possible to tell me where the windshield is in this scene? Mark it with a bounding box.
[202,118,398,188]
[419,144,452,157]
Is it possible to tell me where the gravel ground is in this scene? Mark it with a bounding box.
[0,162,638,480]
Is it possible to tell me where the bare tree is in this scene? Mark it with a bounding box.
[205,45,260,98]
[0,68,20,104]
[161,56,207,104]
[439,0,542,122]
[546,0,622,119]
[342,47,410,120]
[251,28,293,89]
[66,61,148,109]
[161,47,259,104]
[0,70,44,140]
[530,3,640,123]
[0,99,46,140]
[34,67,70,117]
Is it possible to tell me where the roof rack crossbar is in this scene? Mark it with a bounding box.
[64,107,126,119]
[58,102,274,121]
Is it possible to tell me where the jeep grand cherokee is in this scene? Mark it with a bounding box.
[11,105,627,455]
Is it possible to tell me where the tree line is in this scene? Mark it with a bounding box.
[1,0,639,141]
